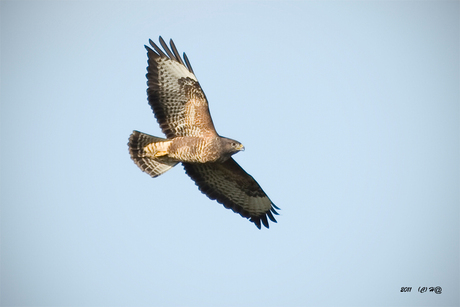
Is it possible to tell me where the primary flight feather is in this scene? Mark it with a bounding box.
[128,37,279,229]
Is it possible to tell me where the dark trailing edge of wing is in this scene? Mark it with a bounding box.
[182,160,280,229]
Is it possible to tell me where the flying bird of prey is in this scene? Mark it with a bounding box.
[128,37,279,229]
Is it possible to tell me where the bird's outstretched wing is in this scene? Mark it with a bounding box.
[145,37,217,138]
[183,158,280,229]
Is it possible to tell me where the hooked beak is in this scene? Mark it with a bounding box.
[237,144,245,151]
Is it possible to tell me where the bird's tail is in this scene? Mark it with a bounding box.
[128,130,178,178]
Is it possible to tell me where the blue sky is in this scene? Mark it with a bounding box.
[1,1,458,306]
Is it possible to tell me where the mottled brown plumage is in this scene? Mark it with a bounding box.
[128,37,279,229]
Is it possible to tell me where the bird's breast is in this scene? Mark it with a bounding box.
[168,137,222,163]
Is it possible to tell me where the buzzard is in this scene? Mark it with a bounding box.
[128,37,279,229]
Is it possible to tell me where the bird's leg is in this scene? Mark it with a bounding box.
[143,141,171,158]
[154,151,168,157]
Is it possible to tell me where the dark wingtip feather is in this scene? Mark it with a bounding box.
[267,210,277,223]
[145,44,159,60]
[159,37,176,60]
[183,52,194,74]
[169,39,185,66]
[149,38,168,58]
[261,215,269,228]
[158,36,166,48]
[147,37,194,74]
[252,218,262,229]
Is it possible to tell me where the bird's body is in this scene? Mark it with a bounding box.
[141,135,243,164]
[128,37,279,229]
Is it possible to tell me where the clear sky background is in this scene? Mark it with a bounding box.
[1,1,459,306]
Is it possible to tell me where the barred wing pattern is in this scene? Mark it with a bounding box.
[145,38,217,138]
[183,158,279,229]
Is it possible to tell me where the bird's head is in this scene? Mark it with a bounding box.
[221,137,245,156]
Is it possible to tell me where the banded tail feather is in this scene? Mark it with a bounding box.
[128,131,178,178]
